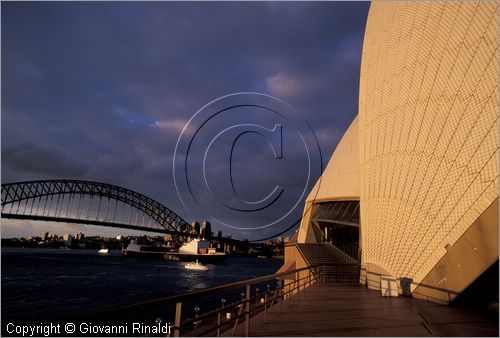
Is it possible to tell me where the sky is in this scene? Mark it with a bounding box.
[1,1,370,240]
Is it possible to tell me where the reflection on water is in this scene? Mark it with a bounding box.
[1,248,282,323]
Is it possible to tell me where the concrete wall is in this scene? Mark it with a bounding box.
[278,244,312,298]
[412,198,499,304]
[297,117,360,243]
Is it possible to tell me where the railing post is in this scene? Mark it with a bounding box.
[217,312,221,337]
[245,284,250,336]
[264,284,270,323]
[279,279,283,312]
[217,298,225,337]
[193,306,200,336]
[231,296,245,336]
[296,271,300,294]
[173,302,182,337]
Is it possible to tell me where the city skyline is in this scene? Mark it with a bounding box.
[2,2,370,240]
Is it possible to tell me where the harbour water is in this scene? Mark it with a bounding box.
[2,248,283,325]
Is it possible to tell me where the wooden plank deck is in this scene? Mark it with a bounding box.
[228,283,498,336]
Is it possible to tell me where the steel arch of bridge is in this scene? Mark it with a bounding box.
[1,179,192,235]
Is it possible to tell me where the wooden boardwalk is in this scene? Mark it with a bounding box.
[229,283,498,337]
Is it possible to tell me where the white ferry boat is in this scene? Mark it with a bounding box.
[124,238,226,263]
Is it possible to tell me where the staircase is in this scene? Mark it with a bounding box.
[296,243,360,283]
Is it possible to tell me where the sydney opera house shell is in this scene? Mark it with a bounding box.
[284,1,499,304]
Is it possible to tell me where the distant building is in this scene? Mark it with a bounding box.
[40,232,49,241]
[200,221,211,240]
[75,233,85,241]
[192,221,201,237]
[63,234,73,247]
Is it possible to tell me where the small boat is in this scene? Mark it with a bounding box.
[185,260,209,271]
[98,248,109,255]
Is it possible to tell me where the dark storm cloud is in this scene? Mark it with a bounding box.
[2,1,370,240]
[3,143,90,178]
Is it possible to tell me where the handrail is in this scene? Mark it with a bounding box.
[180,266,320,337]
[181,273,314,326]
[67,263,326,321]
[59,262,357,337]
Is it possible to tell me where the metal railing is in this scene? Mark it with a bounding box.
[175,265,323,337]
[67,264,333,337]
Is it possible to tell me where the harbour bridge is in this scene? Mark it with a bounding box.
[1,179,197,237]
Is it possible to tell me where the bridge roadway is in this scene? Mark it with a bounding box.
[230,283,498,337]
[1,212,194,237]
